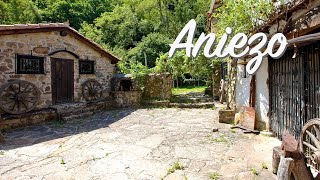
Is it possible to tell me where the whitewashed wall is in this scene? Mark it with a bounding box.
[255,58,270,130]
[235,57,270,130]
[236,60,251,108]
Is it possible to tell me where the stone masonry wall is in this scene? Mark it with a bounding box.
[0,31,115,114]
[143,73,172,100]
[112,91,142,108]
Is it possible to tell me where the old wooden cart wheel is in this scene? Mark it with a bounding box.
[82,79,103,102]
[300,119,320,171]
[0,80,40,114]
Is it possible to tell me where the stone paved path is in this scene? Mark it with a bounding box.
[0,108,280,180]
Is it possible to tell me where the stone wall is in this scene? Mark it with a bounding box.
[112,91,142,108]
[143,73,172,100]
[218,110,235,124]
[0,31,115,114]
[0,109,57,131]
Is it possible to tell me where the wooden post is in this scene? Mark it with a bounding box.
[272,146,282,174]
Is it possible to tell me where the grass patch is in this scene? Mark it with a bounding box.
[172,86,207,95]
[261,163,268,170]
[209,134,228,143]
[209,172,221,180]
[229,129,236,133]
[167,161,184,174]
[60,158,66,165]
[0,151,4,155]
[251,168,259,175]
[170,96,194,103]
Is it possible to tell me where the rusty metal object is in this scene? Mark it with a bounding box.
[0,80,40,114]
[300,119,320,170]
[82,79,103,102]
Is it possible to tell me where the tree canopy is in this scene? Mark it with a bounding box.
[0,0,277,85]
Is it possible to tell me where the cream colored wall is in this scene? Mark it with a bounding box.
[255,58,270,130]
[235,57,270,130]
[0,31,115,111]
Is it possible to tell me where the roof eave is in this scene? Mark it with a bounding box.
[0,26,120,64]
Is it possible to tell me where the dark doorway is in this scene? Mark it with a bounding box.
[119,80,133,91]
[51,58,74,104]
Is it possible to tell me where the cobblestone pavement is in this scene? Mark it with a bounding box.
[0,108,280,180]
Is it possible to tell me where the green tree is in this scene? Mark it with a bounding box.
[0,0,40,24]
[214,0,274,36]
[93,5,154,49]
[38,0,120,30]
[126,32,172,68]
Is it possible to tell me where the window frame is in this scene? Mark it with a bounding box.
[16,54,45,74]
[79,60,95,74]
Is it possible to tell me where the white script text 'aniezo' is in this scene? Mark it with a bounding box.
[169,19,288,75]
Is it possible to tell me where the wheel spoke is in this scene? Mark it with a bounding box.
[24,99,36,103]
[9,85,17,93]
[23,83,31,92]
[23,95,37,98]
[18,82,21,93]
[17,101,21,112]
[313,125,320,139]
[306,130,320,149]
[11,101,17,111]
[90,82,94,89]
[21,101,29,109]
[4,100,15,105]
[303,141,318,152]
[22,90,35,94]
[3,90,15,95]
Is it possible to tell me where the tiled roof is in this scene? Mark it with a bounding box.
[0,23,119,63]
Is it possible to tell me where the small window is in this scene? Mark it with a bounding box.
[79,60,95,74]
[16,55,45,74]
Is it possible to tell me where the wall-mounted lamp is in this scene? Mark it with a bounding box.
[238,60,249,78]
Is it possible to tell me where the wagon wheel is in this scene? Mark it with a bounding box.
[0,80,40,114]
[300,119,320,171]
[82,79,103,102]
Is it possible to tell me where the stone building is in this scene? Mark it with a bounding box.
[0,23,141,129]
[236,0,320,134]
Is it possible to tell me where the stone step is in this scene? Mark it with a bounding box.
[142,100,170,107]
[62,111,95,121]
[168,102,215,108]
[52,101,110,117]
[52,102,87,114]
[170,97,213,103]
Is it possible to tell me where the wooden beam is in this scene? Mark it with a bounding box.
[286,23,320,39]
[287,31,320,45]
[290,0,320,24]
[254,0,312,34]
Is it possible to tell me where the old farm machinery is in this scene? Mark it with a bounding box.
[0,80,40,114]
[274,119,320,180]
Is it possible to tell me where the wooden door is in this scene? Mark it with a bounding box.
[269,41,320,139]
[51,58,74,104]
